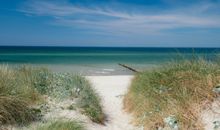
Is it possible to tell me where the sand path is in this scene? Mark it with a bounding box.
[86,76,139,130]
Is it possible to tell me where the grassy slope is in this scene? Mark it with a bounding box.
[45,74,106,124]
[124,59,220,129]
[0,65,44,125]
[0,65,105,127]
[74,76,106,124]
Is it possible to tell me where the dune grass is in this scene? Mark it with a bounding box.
[0,65,105,126]
[0,65,53,103]
[35,120,84,130]
[40,73,106,124]
[0,96,36,125]
[0,65,46,125]
[124,59,220,129]
[73,76,106,124]
[46,74,106,124]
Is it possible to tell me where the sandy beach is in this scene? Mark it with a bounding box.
[86,75,140,130]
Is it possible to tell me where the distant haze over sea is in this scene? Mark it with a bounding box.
[0,46,219,75]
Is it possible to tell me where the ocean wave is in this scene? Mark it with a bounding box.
[102,69,115,72]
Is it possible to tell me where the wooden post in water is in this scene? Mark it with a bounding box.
[118,63,139,73]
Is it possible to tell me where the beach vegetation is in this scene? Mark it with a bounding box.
[0,65,43,126]
[35,120,85,130]
[0,96,37,126]
[124,59,220,129]
[0,65,105,127]
[0,65,43,103]
[73,76,106,124]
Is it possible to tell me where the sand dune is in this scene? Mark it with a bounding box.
[86,76,220,130]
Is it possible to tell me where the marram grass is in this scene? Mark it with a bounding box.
[0,65,44,125]
[0,96,36,125]
[0,65,105,126]
[35,120,84,130]
[0,65,49,103]
[124,59,220,129]
[73,76,106,124]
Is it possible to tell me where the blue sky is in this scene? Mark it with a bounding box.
[0,0,220,47]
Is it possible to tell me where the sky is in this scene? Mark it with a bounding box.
[0,0,220,47]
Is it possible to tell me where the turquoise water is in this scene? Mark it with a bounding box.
[0,47,219,75]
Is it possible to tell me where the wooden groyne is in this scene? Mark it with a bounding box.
[118,63,139,73]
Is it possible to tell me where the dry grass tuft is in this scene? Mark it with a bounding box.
[0,96,36,126]
[0,65,49,126]
[124,59,220,129]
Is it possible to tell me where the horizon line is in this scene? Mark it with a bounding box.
[0,45,220,48]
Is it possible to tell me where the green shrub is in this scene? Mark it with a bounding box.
[47,73,78,99]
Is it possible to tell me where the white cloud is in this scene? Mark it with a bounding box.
[20,0,220,35]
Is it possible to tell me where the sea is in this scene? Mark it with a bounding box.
[0,46,219,75]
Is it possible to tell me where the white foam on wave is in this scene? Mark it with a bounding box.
[95,71,110,74]
[102,69,115,72]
